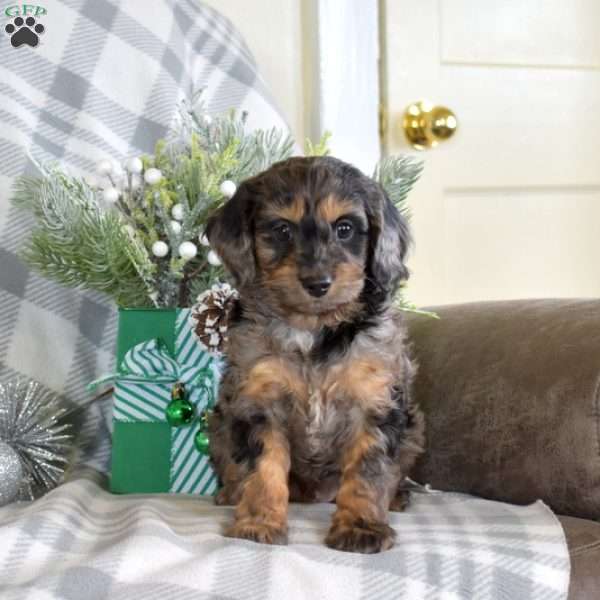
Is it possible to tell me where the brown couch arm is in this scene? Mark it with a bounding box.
[406,299,600,521]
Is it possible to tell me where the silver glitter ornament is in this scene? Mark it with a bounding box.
[0,378,73,503]
[0,441,23,506]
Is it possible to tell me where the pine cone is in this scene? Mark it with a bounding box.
[190,282,239,354]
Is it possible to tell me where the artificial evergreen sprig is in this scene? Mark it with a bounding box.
[371,155,435,316]
[12,170,152,306]
[372,154,424,216]
[305,131,332,157]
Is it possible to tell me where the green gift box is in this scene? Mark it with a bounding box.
[106,308,221,495]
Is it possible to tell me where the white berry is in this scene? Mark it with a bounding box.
[171,203,184,221]
[144,168,162,185]
[84,174,99,188]
[199,233,210,247]
[130,175,141,190]
[96,159,113,176]
[111,161,124,178]
[203,114,212,125]
[219,180,237,199]
[170,220,182,234]
[178,241,197,260]
[207,250,222,266]
[126,157,143,174]
[152,240,169,258]
[103,187,120,203]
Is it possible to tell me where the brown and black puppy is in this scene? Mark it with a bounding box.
[205,156,424,554]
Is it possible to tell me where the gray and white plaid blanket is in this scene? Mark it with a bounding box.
[0,469,569,600]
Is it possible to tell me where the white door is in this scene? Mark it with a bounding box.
[382,0,600,306]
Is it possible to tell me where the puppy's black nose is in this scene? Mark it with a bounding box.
[301,276,332,297]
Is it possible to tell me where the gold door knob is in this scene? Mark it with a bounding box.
[402,101,458,150]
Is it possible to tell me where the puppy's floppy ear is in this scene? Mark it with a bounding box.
[205,183,256,288]
[365,181,411,294]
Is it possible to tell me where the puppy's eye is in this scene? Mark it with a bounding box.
[272,222,293,242]
[335,219,354,241]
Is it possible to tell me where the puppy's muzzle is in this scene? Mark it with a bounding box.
[300,275,332,298]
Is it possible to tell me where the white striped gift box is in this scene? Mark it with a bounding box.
[110,308,222,496]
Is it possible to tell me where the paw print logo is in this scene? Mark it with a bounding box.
[5,16,45,48]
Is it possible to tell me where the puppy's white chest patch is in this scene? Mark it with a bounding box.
[304,377,343,434]
[303,387,336,452]
[272,324,315,355]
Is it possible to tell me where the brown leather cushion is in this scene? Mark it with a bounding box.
[558,516,600,600]
[406,299,600,521]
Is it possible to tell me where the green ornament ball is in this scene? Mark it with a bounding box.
[194,430,210,455]
[166,398,195,426]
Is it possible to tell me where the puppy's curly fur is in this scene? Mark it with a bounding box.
[205,156,425,553]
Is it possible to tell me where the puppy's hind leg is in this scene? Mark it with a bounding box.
[389,485,411,512]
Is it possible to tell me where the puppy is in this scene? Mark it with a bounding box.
[205,156,425,554]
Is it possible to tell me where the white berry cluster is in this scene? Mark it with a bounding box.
[148,179,237,264]
[89,158,164,205]
[89,157,238,269]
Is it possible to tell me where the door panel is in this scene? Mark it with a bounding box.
[443,187,600,303]
[440,0,600,69]
[383,0,600,305]
[442,68,600,187]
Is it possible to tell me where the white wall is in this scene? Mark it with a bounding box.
[203,0,305,144]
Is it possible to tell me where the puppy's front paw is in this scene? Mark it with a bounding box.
[325,518,396,554]
[226,520,288,545]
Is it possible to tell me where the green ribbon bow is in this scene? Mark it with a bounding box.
[88,338,216,411]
